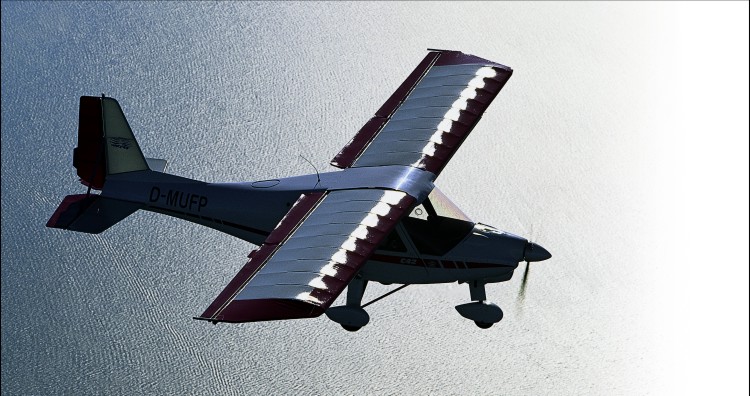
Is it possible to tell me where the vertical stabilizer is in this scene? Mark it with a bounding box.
[101,97,148,174]
[72,96,149,190]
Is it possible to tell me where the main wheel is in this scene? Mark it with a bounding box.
[341,324,362,332]
[474,321,493,329]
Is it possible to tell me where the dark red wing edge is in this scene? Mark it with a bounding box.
[330,51,440,169]
[213,299,327,323]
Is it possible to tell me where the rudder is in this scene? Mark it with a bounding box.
[73,96,150,190]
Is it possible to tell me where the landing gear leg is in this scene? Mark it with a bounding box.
[346,277,368,308]
[455,280,503,329]
[468,280,487,302]
[325,277,370,332]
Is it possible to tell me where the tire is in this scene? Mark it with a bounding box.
[341,325,362,332]
[475,321,493,329]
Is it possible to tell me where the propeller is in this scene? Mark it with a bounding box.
[520,224,535,299]
[517,225,551,305]
[517,259,531,303]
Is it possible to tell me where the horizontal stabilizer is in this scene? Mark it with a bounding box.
[46,194,141,234]
[146,158,168,173]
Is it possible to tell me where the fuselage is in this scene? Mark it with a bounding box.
[360,222,526,284]
[102,167,528,285]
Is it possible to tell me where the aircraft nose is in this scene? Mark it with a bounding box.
[523,242,551,262]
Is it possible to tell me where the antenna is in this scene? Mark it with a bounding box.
[299,155,321,189]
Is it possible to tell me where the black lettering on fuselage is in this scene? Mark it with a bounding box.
[179,192,189,208]
[149,187,160,202]
[166,190,179,207]
[148,186,208,212]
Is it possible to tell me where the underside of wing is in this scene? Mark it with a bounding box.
[196,189,415,323]
[331,49,513,176]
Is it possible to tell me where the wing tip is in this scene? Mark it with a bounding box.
[427,48,513,71]
[197,299,328,323]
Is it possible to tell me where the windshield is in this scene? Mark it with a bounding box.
[409,187,472,222]
[403,187,474,256]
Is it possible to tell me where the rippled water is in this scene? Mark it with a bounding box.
[2,2,747,395]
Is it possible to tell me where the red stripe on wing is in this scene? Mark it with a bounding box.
[331,52,440,169]
[375,52,441,118]
[265,192,325,245]
[330,117,388,169]
[215,299,327,323]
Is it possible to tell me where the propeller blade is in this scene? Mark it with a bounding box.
[517,261,530,303]
[529,224,535,243]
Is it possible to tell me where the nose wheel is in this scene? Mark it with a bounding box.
[341,324,363,332]
[456,280,503,329]
[474,321,494,329]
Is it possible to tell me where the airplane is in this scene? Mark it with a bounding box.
[47,49,551,331]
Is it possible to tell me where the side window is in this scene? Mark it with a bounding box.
[402,196,474,256]
[379,229,407,252]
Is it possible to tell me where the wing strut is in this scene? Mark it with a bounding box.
[361,284,410,308]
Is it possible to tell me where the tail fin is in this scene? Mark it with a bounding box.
[73,96,166,189]
[46,194,141,234]
[50,95,167,234]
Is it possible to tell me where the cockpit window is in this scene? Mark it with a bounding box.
[408,187,472,223]
[403,187,474,256]
[424,187,472,221]
[379,229,407,252]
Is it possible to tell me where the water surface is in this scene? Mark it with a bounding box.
[2,2,748,395]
